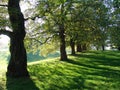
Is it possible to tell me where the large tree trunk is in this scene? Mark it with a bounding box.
[6,0,29,77]
[70,39,75,55]
[7,35,29,77]
[59,24,68,60]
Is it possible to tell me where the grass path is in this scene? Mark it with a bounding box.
[0,51,120,90]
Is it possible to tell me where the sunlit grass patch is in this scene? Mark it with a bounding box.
[0,60,7,90]
[0,51,120,90]
[28,51,120,90]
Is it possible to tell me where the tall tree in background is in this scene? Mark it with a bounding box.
[0,0,29,77]
[35,0,68,60]
[109,0,120,50]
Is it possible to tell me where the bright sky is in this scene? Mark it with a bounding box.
[20,0,37,12]
[0,35,10,50]
[20,1,30,12]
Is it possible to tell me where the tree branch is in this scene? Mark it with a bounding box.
[29,36,52,45]
[0,4,8,7]
[0,29,13,37]
[24,16,43,21]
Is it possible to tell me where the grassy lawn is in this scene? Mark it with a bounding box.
[0,51,120,90]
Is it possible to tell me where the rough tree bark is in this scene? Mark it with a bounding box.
[5,0,29,77]
[58,3,68,61]
[59,24,68,60]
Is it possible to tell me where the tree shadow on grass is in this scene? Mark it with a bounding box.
[6,76,39,90]
[45,75,86,90]
[66,58,113,71]
[66,59,120,90]
[29,64,84,90]
[28,63,96,90]
[65,54,120,79]
[74,52,120,67]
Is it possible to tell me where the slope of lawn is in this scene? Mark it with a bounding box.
[0,51,120,90]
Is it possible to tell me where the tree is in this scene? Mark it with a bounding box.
[0,0,29,77]
[107,0,120,50]
[31,0,69,60]
[66,0,106,52]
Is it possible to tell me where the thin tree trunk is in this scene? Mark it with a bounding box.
[6,0,29,77]
[59,24,68,60]
[82,44,87,51]
[70,39,75,55]
[102,44,105,51]
[76,44,82,52]
[96,46,99,51]
[118,46,120,51]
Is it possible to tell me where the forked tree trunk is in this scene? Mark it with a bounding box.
[6,0,29,77]
[70,39,75,55]
[59,24,68,60]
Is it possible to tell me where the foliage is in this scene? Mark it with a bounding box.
[0,7,10,28]
[24,0,111,54]
[61,0,110,51]
[107,0,120,48]
[20,0,119,54]
[0,0,120,56]
[40,41,59,57]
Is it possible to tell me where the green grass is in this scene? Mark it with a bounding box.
[0,51,120,90]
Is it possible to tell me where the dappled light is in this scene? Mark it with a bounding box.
[27,51,120,90]
[0,0,120,89]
